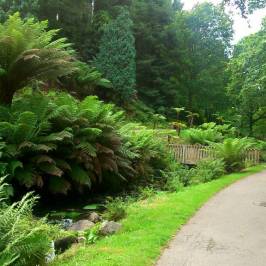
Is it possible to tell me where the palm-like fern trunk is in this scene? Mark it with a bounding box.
[0,87,14,105]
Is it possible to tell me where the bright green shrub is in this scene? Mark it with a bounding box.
[165,159,225,190]
[138,186,157,200]
[103,197,127,222]
[190,159,225,184]
[213,138,254,172]
[0,178,57,266]
[180,128,223,145]
[180,123,236,145]
[118,123,170,179]
[164,163,191,191]
[199,123,236,137]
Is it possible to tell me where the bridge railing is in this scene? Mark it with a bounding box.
[169,144,260,165]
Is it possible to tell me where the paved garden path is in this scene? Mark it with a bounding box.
[156,170,266,266]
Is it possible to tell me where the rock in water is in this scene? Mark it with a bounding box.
[100,221,122,236]
[68,220,95,232]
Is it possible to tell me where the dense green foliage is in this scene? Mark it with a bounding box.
[95,8,136,103]
[227,19,266,136]
[212,138,254,171]
[0,1,233,119]
[180,123,237,145]
[165,158,226,191]
[0,13,74,105]
[0,91,171,195]
[0,1,264,135]
[0,177,59,266]
[0,0,263,195]
[0,3,264,262]
[0,0,38,22]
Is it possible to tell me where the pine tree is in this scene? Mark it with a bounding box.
[95,8,136,104]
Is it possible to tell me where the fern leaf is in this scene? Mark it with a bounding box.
[39,162,63,177]
[69,164,91,187]
[48,177,71,194]
[76,142,97,157]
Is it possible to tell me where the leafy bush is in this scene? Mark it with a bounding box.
[0,177,58,266]
[165,159,225,190]
[190,159,225,184]
[103,197,127,222]
[213,138,254,172]
[119,123,170,180]
[199,123,236,137]
[84,224,101,244]
[164,163,191,191]
[0,91,173,195]
[180,128,223,145]
[138,186,157,200]
[180,123,236,145]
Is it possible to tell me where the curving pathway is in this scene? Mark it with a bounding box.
[156,170,266,266]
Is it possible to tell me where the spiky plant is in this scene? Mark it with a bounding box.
[119,123,169,179]
[0,13,75,105]
[0,177,55,266]
[212,138,254,172]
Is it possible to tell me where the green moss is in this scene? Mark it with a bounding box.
[53,164,266,266]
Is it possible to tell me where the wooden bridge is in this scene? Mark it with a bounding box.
[169,144,260,165]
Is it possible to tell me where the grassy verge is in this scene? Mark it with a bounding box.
[53,164,266,266]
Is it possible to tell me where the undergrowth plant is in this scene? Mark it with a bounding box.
[180,123,236,145]
[0,177,59,266]
[190,159,226,184]
[103,197,127,222]
[212,138,254,172]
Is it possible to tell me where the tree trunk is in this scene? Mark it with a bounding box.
[0,90,14,106]
[248,112,254,136]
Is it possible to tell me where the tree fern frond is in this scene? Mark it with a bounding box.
[69,164,91,187]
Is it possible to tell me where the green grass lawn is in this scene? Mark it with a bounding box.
[53,164,266,266]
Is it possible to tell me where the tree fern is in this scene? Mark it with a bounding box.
[0,13,75,105]
[212,138,254,171]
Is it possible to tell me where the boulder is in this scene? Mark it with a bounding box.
[61,219,73,229]
[68,220,95,232]
[100,221,122,236]
[54,236,78,253]
[88,212,101,223]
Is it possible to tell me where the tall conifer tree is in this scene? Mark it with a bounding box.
[95,8,136,103]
